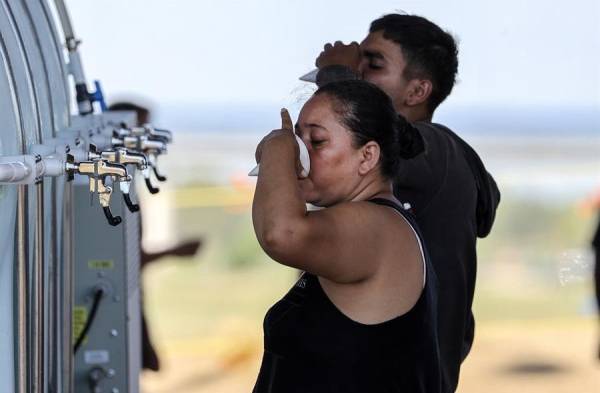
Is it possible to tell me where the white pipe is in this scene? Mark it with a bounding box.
[52,0,75,42]
[53,0,86,82]
[40,156,66,177]
[67,51,86,84]
[0,162,31,183]
[88,134,113,150]
[53,0,93,115]
[16,186,27,393]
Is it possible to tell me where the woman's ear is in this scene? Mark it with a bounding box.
[358,141,381,175]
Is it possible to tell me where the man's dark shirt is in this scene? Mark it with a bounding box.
[394,121,500,392]
[592,214,600,339]
[594,219,600,250]
[317,67,501,392]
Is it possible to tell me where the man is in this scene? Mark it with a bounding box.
[314,14,500,392]
[591,193,600,360]
[595,221,600,359]
[108,102,202,371]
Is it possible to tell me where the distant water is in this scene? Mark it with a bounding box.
[154,102,600,137]
[157,130,599,205]
[151,101,599,203]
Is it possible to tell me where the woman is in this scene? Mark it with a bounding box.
[252,80,441,392]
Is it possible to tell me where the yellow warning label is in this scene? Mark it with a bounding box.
[88,259,114,270]
[73,306,88,344]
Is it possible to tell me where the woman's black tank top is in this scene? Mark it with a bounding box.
[252,198,442,393]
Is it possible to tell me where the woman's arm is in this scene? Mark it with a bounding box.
[252,110,309,257]
[252,110,404,284]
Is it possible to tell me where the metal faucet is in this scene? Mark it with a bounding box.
[99,148,147,212]
[67,157,131,226]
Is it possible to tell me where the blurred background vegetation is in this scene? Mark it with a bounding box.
[138,139,600,392]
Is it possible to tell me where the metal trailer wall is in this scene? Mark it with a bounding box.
[3,2,73,392]
[23,3,73,391]
[69,110,142,393]
[0,19,23,393]
[72,177,141,393]
[1,1,45,391]
[0,1,156,392]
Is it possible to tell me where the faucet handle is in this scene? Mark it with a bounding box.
[122,193,140,213]
[102,205,122,226]
[152,164,167,182]
[91,178,122,226]
[142,167,159,194]
[119,178,139,212]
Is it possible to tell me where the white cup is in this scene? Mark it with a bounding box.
[249,134,310,178]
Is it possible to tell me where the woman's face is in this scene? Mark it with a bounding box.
[295,94,364,207]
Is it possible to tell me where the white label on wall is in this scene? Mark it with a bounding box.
[84,350,110,364]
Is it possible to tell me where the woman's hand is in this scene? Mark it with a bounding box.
[254,109,303,176]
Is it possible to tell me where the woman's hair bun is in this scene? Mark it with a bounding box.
[315,80,425,179]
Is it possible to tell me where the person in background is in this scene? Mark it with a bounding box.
[314,13,500,392]
[252,80,440,392]
[590,192,600,360]
[108,102,202,371]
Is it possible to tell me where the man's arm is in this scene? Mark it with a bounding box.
[141,239,202,267]
[316,65,360,87]
[315,41,361,87]
[434,124,501,237]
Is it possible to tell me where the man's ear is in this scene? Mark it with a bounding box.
[358,141,381,175]
[405,79,432,107]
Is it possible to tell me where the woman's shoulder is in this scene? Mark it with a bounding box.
[314,199,413,238]
[323,199,422,267]
[316,200,426,324]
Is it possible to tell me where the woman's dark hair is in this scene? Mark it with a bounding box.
[370,13,458,114]
[315,80,424,179]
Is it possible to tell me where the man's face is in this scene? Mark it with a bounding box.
[358,30,411,112]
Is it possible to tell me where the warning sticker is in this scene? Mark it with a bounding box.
[84,350,110,365]
[88,259,114,270]
[73,306,87,345]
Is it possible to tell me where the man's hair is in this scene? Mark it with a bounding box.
[370,14,458,113]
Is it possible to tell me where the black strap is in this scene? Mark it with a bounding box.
[367,198,433,281]
[367,198,421,236]
[368,197,410,215]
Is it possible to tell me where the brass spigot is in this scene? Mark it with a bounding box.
[70,159,131,226]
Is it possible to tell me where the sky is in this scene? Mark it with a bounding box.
[64,0,600,112]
